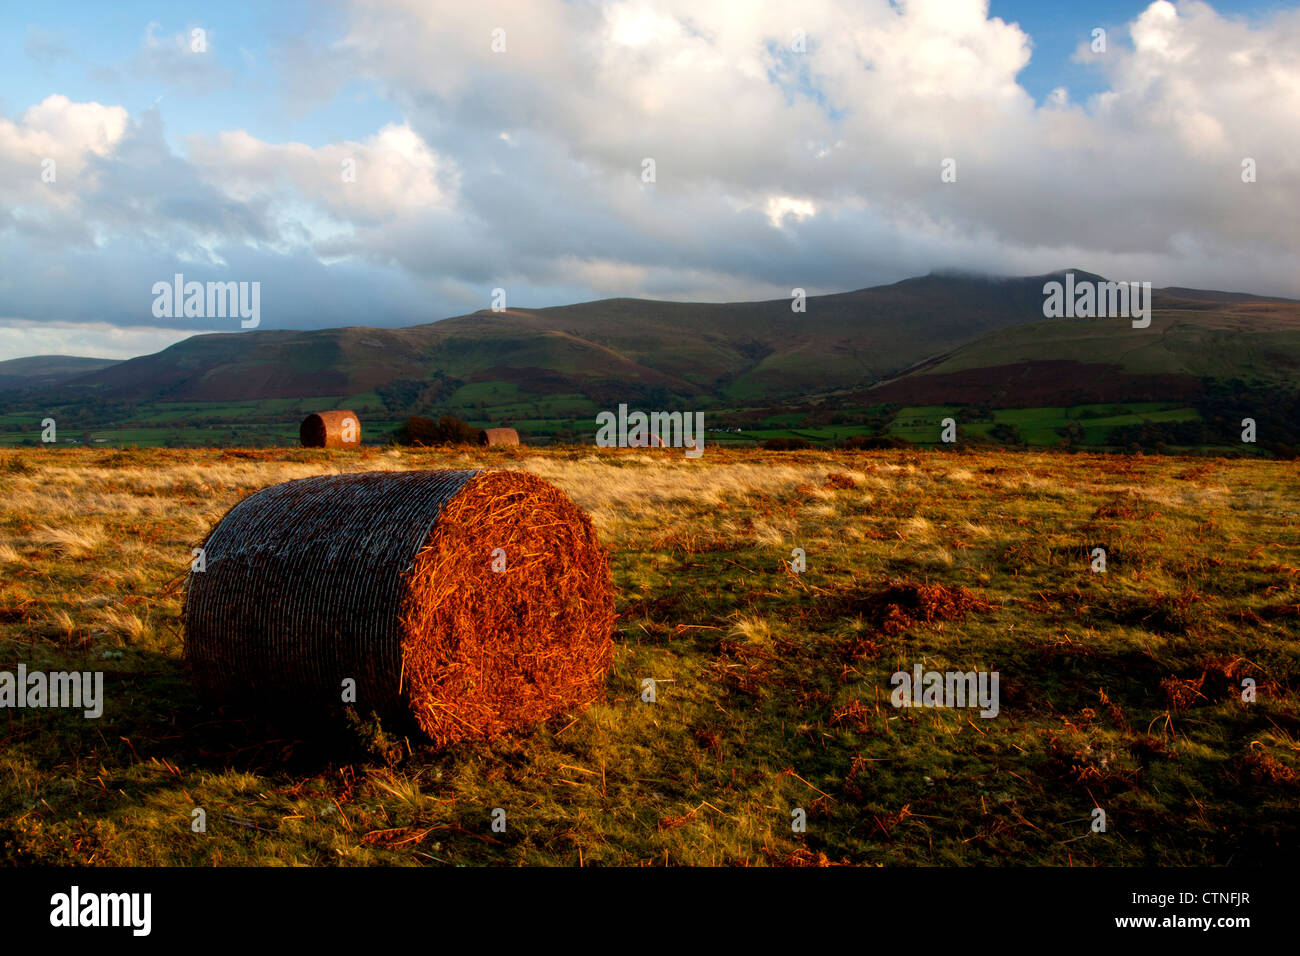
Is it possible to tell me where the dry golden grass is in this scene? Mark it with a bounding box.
[0,444,1296,867]
[29,523,106,557]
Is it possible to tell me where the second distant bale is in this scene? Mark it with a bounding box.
[479,427,520,447]
[301,410,361,448]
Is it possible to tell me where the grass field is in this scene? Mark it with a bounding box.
[883,403,1203,446]
[0,396,1219,452]
[0,446,1296,865]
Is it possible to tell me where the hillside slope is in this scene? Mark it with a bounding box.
[0,355,120,391]
[64,271,1086,406]
[868,290,1300,406]
[42,271,1300,413]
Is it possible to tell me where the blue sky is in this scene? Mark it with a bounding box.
[1,1,402,152]
[989,0,1292,100]
[1,0,1298,360]
[5,1,1288,141]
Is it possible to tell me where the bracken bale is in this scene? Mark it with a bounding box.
[183,469,615,745]
[300,410,361,448]
[479,427,520,447]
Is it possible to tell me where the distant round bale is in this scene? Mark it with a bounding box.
[300,410,361,448]
[183,469,614,745]
[479,427,520,447]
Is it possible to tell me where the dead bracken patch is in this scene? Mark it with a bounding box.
[1160,657,1261,712]
[0,600,35,623]
[1160,676,1206,713]
[692,726,721,751]
[867,804,914,841]
[648,529,736,554]
[820,580,997,634]
[843,634,883,660]
[830,699,875,734]
[1043,736,1139,794]
[824,472,859,490]
[1234,748,1298,788]
[1091,494,1161,521]
[707,639,778,696]
[763,846,841,867]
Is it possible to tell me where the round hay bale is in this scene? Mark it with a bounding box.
[300,410,361,448]
[478,427,520,447]
[183,469,614,745]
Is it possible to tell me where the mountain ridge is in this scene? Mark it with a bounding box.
[0,355,121,391]
[9,270,1300,413]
